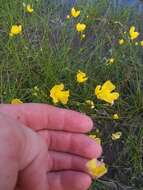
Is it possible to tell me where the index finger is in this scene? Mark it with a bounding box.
[0,103,93,133]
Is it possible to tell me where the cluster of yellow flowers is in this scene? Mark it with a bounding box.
[67,7,86,38]
[9,6,130,179]
[106,25,142,67]
[50,75,119,105]
[9,3,33,37]
[49,76,121,147]
[11,71,121,146]
[118,25,143,46]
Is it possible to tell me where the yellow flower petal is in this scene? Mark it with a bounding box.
[89,134,96,139]
[112,132,122,140]
[140,40,143,47]
[129,26,139,40]
[81,34,86,39]
[76,70,88,83]
[9,25,22,36]
[86,159,107,178]
[34,86,39,91]
[130,26,135,33]
[102,80,116,92]
[95,85,101,96]
[85,100,95,109]
[66,15,70,19]
[108,58,115,65]
[110,92,120,100]
[96,92,115,104]
[32,92,38,97]
[58,91,70,104]
[89,135,101,144]
[26,4,34,13]
[76,23,86,32]
[11,98,23,104]
[94,138,101,144]
[118,39,124,45]
[50,84,69,105]
[100,92,119,104]
[95,81,119,104]
[113,113,119,120]
[135,42,138,46]
[71,7,80,18]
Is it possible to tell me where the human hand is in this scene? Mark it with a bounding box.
[0,104,102,190]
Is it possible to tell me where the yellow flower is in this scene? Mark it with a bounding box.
[86,159,107,178]
[11,98,23,104]
[129,26,139,40]
[89,135,101,144]
[89,134,96,139]
[140,40,143,47]
[34,86,39,91]
[71,7,80,18]
[112,132,122,140]
[33,92,38,96]
[76,23,86,32]
[81,34,86,39]
[95,80,119,104]
[118,39,124,45]
[85,100,95,109]
[32,86,39,96]
[96,129,100,133]
[94,138,101,144]
[113,113,119,120]
[76,70,88,83]
[26,4,34,13]
[108,58,115,65]
[135,42,138,46]
[50,83,69,105]
[9,25,22,37]
[66,15,70,19]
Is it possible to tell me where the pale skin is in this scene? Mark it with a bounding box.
[0,103,102,190]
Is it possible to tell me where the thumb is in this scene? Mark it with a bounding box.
[0,112,48,190]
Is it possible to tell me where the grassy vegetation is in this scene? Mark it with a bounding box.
[0,0,143,189]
